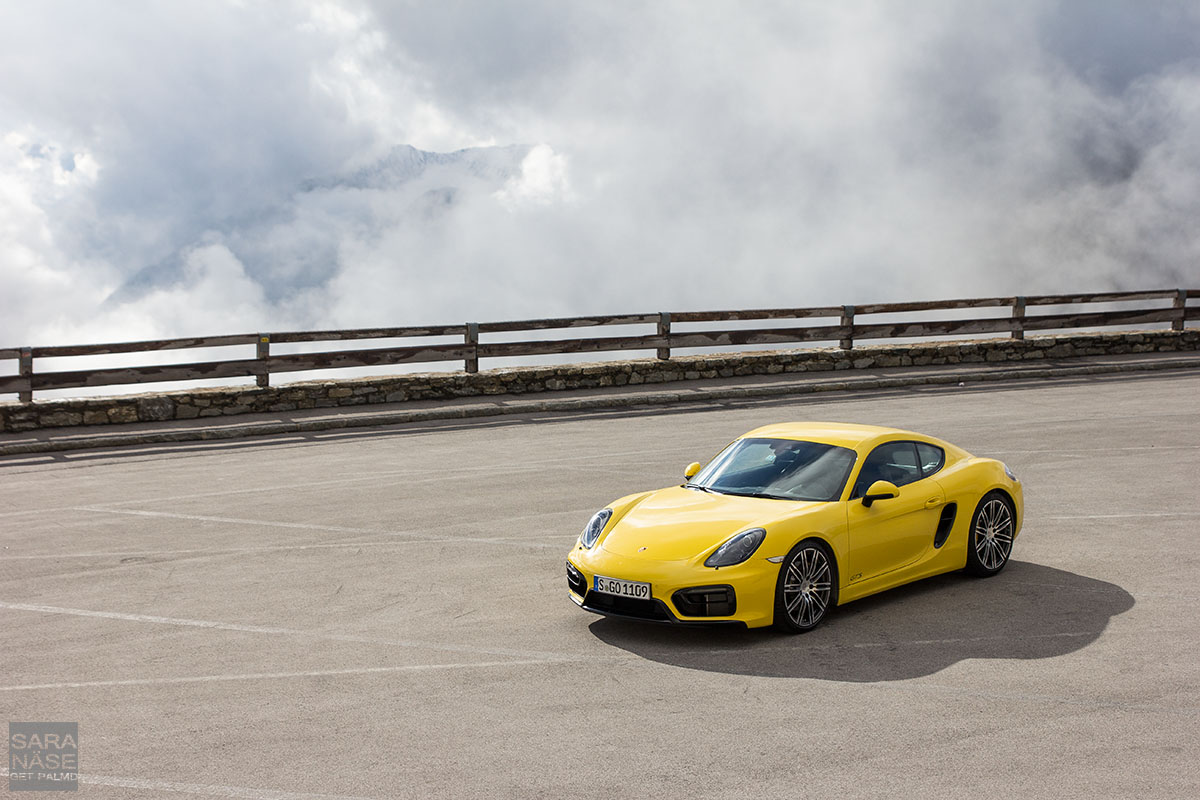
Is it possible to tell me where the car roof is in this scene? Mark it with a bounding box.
[739,421,934,450]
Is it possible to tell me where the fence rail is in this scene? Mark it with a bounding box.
[1,288,1195,402]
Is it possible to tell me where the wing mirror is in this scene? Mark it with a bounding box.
[862,480,899,508]
[684,462,702,480]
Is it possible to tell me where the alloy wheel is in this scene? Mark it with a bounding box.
[782,546,832,629]
[973,498,1014,571]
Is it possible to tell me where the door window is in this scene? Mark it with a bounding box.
[916,442,945,477]
[852,442,922,498]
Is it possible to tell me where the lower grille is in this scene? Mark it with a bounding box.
[672,585,737,617]
[582,590,673,622]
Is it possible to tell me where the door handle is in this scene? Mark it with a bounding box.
[924,497,944,509]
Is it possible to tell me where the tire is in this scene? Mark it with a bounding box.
[965,491,1015,577]
[773,539,838,633]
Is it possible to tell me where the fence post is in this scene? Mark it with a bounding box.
[839,305,854,350]
[1174,288,1187,331]
[256,335,270,387]
[657,312,671,360]
[465,323,479,373]
[18,347,32,403]
[1011,296,1026,340]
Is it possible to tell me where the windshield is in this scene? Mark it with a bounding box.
[687,438,857,502]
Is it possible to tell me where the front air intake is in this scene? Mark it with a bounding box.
[583,591,673,621]
[672,585,737,617]
[566,561,587,596]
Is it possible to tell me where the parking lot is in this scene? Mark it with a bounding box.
[2,371,1198,798]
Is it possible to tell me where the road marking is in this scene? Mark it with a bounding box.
[1000,578,1200,600]
[67,507,570,549]
[0,768,378,800]
[837,630,1096,648]
[1,502,591,560]
[0,444,691,511]
[911,682,1197,716]
[0,601,571,661]
[639,630,1101,660]
[991,444,1200,455]
[1046,512,1200,520]
[72,506,421,535]
[1,502,593,542]
[0,532,573,561]
[1,638,1191,719]
[0,658,581,692]
[0,599,1188,717]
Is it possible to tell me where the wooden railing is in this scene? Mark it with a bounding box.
[1,288,1195,402]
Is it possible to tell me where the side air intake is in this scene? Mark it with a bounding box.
[934,503,957,549]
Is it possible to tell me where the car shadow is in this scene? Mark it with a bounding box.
[587,561,1134,682]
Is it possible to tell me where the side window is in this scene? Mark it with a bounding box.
[852,442,921,498]
[916,443,945,477]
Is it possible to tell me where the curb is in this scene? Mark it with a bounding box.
[2,355,1198,457]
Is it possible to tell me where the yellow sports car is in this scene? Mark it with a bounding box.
[567,422,1022,632]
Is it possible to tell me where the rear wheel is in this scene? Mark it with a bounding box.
[965,491,1015,577]
[773,540,837,633]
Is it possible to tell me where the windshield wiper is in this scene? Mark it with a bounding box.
[684,483,719,494]
[717,489,791,501]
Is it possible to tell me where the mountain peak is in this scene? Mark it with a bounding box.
[301,143,532,192]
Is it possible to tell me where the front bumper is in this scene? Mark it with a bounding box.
[566,548,779,628]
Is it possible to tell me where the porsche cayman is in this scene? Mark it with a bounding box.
[566,422,1023,632]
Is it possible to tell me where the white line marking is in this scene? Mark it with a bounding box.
[67,506,569,549]
[0,658,580,692]
[913,683,1198,716]
[0,532,573,561]
[0,507,70,519]
[0,601,570,661]
[0,768,378,800]
[0,444,690,512]
[1,503,592,545]
[1,636,1189,718]
[0,600,1186,716]
[643,630,1101,660]
[1046,512,1200,520]
[842,630,1096,648]
[74,507,410,535]
[1003,580,1200,601]
[991,444,1200,455]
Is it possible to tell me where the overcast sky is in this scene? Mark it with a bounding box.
[2,0,1200,346]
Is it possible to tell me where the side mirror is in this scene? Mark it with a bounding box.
[684,462,702,480]
[862,480,899,508]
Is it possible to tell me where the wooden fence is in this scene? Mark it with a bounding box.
[1,288,1196,402]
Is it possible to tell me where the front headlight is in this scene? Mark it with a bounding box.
[580,509,612,549]
[1003,463,1019,482]
[704,528,766,568]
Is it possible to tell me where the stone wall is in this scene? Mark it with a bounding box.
[2,329,1197,433]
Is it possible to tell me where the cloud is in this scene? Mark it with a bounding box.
[494,145,572,208]
[2,0,1200,350]
[106,242,274,340]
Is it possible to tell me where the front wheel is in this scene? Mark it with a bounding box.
[965,491,1015,577]
[773,540,838,633]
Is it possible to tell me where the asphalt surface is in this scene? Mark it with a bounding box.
[1,370,1197,798]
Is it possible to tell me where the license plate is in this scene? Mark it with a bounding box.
[593,574,651,599]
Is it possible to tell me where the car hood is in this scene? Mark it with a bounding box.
[601,485,817,561]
